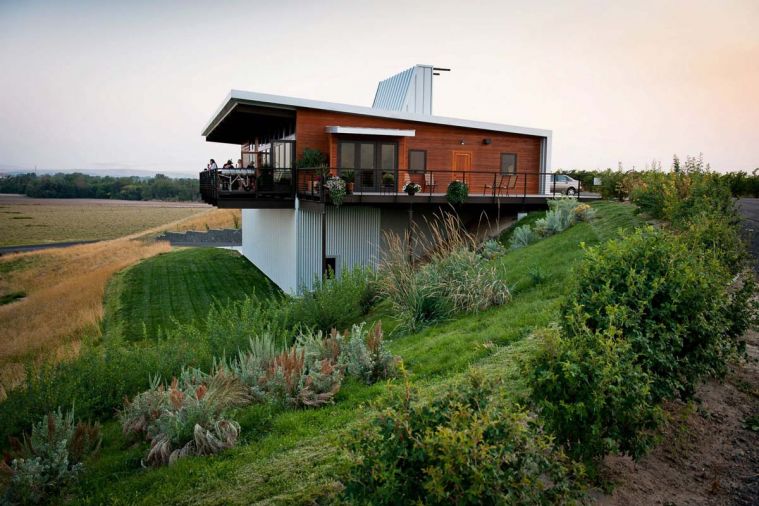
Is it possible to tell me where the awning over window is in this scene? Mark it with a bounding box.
[324,126,415,137]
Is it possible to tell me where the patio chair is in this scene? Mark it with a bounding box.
[505,174,519,195]
[484,174,509,196]
[424,172,437,193]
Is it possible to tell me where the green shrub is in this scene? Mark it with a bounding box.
[565,226,749,401]
[4,408,101,504]
[0,338,210,448]
[508,224,537,249]
[343,370,584,504]
[445,180,469,205]
[292,267,377,333]
[529,325,661,463]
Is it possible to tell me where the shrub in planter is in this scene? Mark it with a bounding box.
[324,176,347,206]
[402,181,421,195]
[445,180,468,205]
[295,148,327,169]
[343,370,584,504]
[529,325,661,463]
[3,408,101,504]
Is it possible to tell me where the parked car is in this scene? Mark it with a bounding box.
[551,174,581,195]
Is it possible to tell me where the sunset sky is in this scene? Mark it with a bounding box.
[0,0,757,174]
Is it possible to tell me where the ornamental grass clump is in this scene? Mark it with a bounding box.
[378,214,510,332]
[2,408,101,505]
[120,369,250,467]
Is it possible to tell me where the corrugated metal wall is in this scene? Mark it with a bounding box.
[296,206,381,292]
[372,65,433,115]
[241,209,297,294]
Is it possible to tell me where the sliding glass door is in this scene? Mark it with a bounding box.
[338,140,397,192]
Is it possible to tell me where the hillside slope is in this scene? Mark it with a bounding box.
[69,202,641,505]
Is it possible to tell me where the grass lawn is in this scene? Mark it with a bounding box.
[104,248,278,341]
[68,201,641,505]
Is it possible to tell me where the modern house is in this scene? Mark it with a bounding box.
[200,65,576,294]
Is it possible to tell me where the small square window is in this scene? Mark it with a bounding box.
[500,153,517,175]
[409,150,427,173]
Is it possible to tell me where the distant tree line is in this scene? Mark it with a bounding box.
[0,172,200,201]
[560,159,759,199]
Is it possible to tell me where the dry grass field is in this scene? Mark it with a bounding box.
[0,195,211,246]
[0,200,242,395]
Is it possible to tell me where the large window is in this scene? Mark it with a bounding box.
[408,150,427,173]
[338,140,398,191]
[500,153,517,175]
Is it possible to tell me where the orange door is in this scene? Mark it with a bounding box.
[452,151,472,171]
[452,151,472,186]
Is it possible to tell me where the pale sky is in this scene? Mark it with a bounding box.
[1,0,757,174]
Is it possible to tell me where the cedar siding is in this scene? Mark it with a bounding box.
[294,108,543,194]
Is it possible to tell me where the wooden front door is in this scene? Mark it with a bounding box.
[452,151,472,173]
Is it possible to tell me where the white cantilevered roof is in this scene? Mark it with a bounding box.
[202,90,552,139]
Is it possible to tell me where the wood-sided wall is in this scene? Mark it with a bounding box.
[294,108,545,194]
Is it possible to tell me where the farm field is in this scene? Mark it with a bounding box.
[105,248,277,341]
[0,194,209,247]
[63,202,643,504]
[0,201,242,393]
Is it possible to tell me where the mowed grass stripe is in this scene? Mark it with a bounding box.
[113,248,277,341]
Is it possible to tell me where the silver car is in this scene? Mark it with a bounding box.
[551,174,581,195]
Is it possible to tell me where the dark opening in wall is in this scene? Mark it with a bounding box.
[324,257,337,277]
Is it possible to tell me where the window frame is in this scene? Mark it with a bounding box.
[500,153,517,175]
[408,149,427,173]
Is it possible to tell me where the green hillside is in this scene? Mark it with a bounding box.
[67,202,642,504]
[104,248,278,341]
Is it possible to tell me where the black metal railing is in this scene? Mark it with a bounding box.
[201,167,590,206]
[199,167,296,205]
[296,168,586,202]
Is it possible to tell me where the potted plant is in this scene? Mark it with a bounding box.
[446,180,469,205]
[324,176,347,206]
[403,181,421,196]
[341,170,355,194]
[382,172,395,190]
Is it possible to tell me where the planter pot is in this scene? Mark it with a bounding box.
[346,182,354,194]
[406,190,417,196]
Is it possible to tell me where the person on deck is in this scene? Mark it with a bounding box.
[208,159,218,170]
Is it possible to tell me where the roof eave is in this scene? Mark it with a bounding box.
[202,90,552,140]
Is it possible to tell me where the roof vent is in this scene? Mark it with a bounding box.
[372,65,448,115]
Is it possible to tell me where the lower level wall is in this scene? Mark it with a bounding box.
[241,208,297,294]
[296,205,381,292]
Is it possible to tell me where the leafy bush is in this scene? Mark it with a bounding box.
[565,226,749,401]
[529,325,661,463]
[292,267,377,334]
[573,203,596,222]
[3,408,101,504]
[343,370,584,504]
[508,224,538,249]
[445,180,469,205]
[337,322,398,384]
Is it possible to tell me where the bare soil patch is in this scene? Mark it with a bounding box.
[595,331,759,505]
